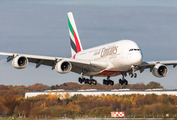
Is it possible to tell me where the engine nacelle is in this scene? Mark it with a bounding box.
[55,60,72,74]
[152,64,168,78]
[12,56,28,69]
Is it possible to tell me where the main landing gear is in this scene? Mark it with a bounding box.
[78,75,114,86]
[78,76,114,86]
[78,65,138,86]
[78,76,97,85]
[119,74,128,85]
[103,76,114,86]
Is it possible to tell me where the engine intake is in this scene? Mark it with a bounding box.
[55,60,72,74]
[152,64,168,78]
[12,56,28,69]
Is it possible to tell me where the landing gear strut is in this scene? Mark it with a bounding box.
[103,76,114,86]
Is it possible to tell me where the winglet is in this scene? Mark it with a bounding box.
[67,12,83,57]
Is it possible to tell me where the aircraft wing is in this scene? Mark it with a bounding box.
[137,60,177,73]
[0,52,108,72]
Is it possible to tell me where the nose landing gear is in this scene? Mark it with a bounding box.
[130,65,137,78]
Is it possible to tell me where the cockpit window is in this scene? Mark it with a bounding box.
[129,49,140,51]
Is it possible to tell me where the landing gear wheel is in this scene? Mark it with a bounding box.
[110,80,114,86]
[121,81,124,85]
[130,74,133,78]
[92,80,97,85]
[78,77,84,84]
[78,78,80,82]
[125,79,128,85]
[78,77,82,83]
[105,81,109,85]
[103,79,109,85]
[119,79,121,83]
[84,79,89,84]
[103,79,106,85]
[119,79,122,84]
[134,73,137,78]
[119,79,125,85]
[88,79,92,85]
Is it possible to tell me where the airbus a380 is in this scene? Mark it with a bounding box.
[0,12,177,85]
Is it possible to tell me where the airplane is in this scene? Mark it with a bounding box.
[0,12,177,86]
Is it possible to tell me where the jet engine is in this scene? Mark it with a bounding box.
[152,64,168,78]
[55,60,72,74]
[12,56,28,69]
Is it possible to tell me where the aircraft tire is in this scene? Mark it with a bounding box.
[93,80,97,85]
[119,79,124,85]
[134,73,137,78]
[82,78,86,83]
[125,80,128,85]
[103,79,106,85]
[78,77,82,83]
[110,80,114,86]
[130,74,133,78]
[106,81,109,85]
[119,79,122,84]
[88,79,92,85]
[85,79,89,84]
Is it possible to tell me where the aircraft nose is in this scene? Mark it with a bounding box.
[132,52,143,65]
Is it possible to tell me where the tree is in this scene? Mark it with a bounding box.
[27,83,49,91]
[50,85,55,90]
[63,83,67,86]
[146,81,163,89]
[14,101,31,118]
[2,94,20,116]
[89,106,113,117]
[0,102,9,115]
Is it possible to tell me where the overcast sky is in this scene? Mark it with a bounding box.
[0,0,177,88]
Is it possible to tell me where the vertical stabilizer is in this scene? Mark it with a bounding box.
[67,12,83,57]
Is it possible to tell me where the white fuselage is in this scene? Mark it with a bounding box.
[73,40,143,77]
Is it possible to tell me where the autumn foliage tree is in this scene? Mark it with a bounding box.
[0,81,176,118]
[1,89,20,116]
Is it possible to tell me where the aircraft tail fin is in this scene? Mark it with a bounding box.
[67,12,83,57]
